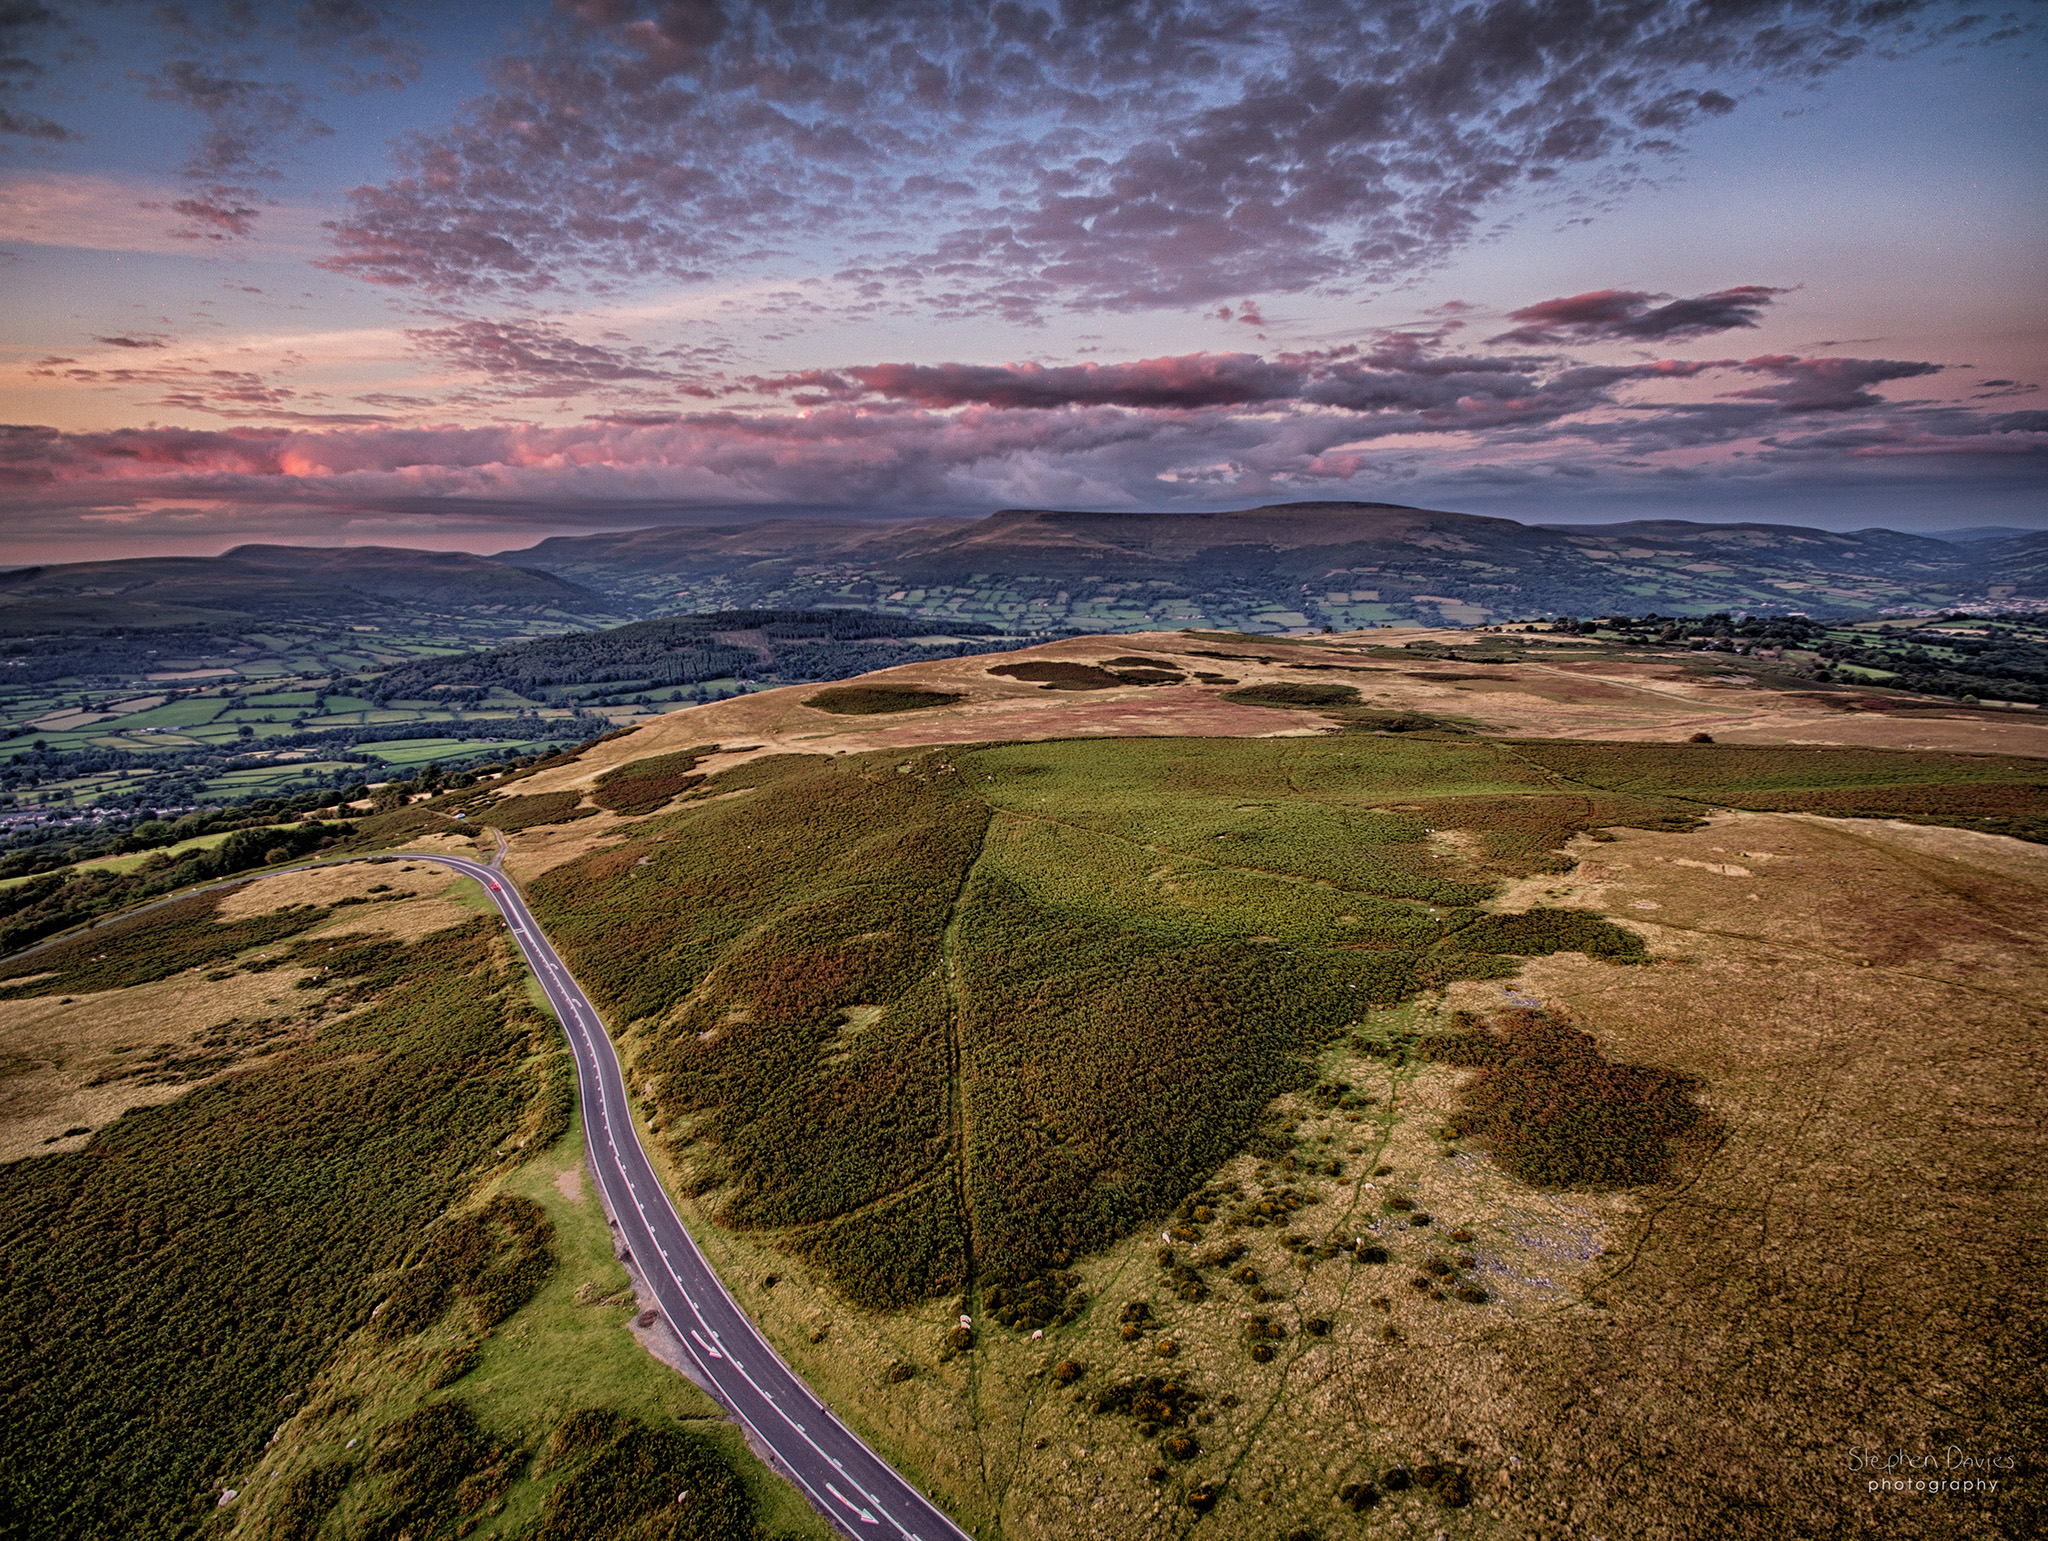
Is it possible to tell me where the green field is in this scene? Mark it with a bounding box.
[357,736,558,768]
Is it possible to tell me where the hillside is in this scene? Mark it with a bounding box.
[1981,529,2048,594]
[0,546,617,634]
[502,502,2024,630]
[360,609,1037,702]
[437,634,2040,1541]
[5,627,2043,1541]
[5,505,2033,645]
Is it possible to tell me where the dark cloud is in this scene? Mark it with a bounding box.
[321,1,1986,314]
[755,336,1728,440]
[834,354,1307,411]
[4,366,2034,539]
[1490,286,1789,346]
[0,1,69,140]
[1727,354,1944,412]
[142,59,332,185]
[91,334,169,349]
[163,194,261,239]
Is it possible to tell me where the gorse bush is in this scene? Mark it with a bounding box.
[1453,1009,1714,1187]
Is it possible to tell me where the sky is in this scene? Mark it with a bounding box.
[1,0,2044,561]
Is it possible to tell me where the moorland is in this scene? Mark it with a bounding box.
[3,619,2038,1541]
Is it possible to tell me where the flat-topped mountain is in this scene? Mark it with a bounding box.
[503,501,2013,628]
[6,504,2032,639]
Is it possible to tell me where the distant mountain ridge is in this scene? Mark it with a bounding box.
[0,544,617,633]
[500,501,2037,631]
[5,504,2038,639]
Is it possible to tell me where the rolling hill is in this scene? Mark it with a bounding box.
[504,502,2024,630]
[0,545,618,633]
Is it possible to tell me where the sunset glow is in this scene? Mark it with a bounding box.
[2,1,2042,557]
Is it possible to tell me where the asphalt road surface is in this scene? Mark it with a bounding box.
[391,854,976,1541]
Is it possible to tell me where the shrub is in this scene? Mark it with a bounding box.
[532,1412,754,1541]
[591,743,719,814]
[1223,682,1362,709]
[0,917,553,1541]
[1440,906,1645,963]
[259,1462,353,1541]
[0,889,333,999]
[1089,1375,1204,1428]
[375,1193,556,1337]
[1458,1009,1713,1187]
[804,686,966,715]
[1416,1461,1474,1507]
[988,661,1124,690]
[477,790,595,833]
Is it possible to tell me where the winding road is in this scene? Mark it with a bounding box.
[391,853,975,1541]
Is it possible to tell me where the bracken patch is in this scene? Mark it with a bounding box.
[1457,1008,1715,1188]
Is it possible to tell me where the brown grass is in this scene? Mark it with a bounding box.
[0,966,317,1162]
[0,865,498,1161]
[1425,812,2047,1540]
